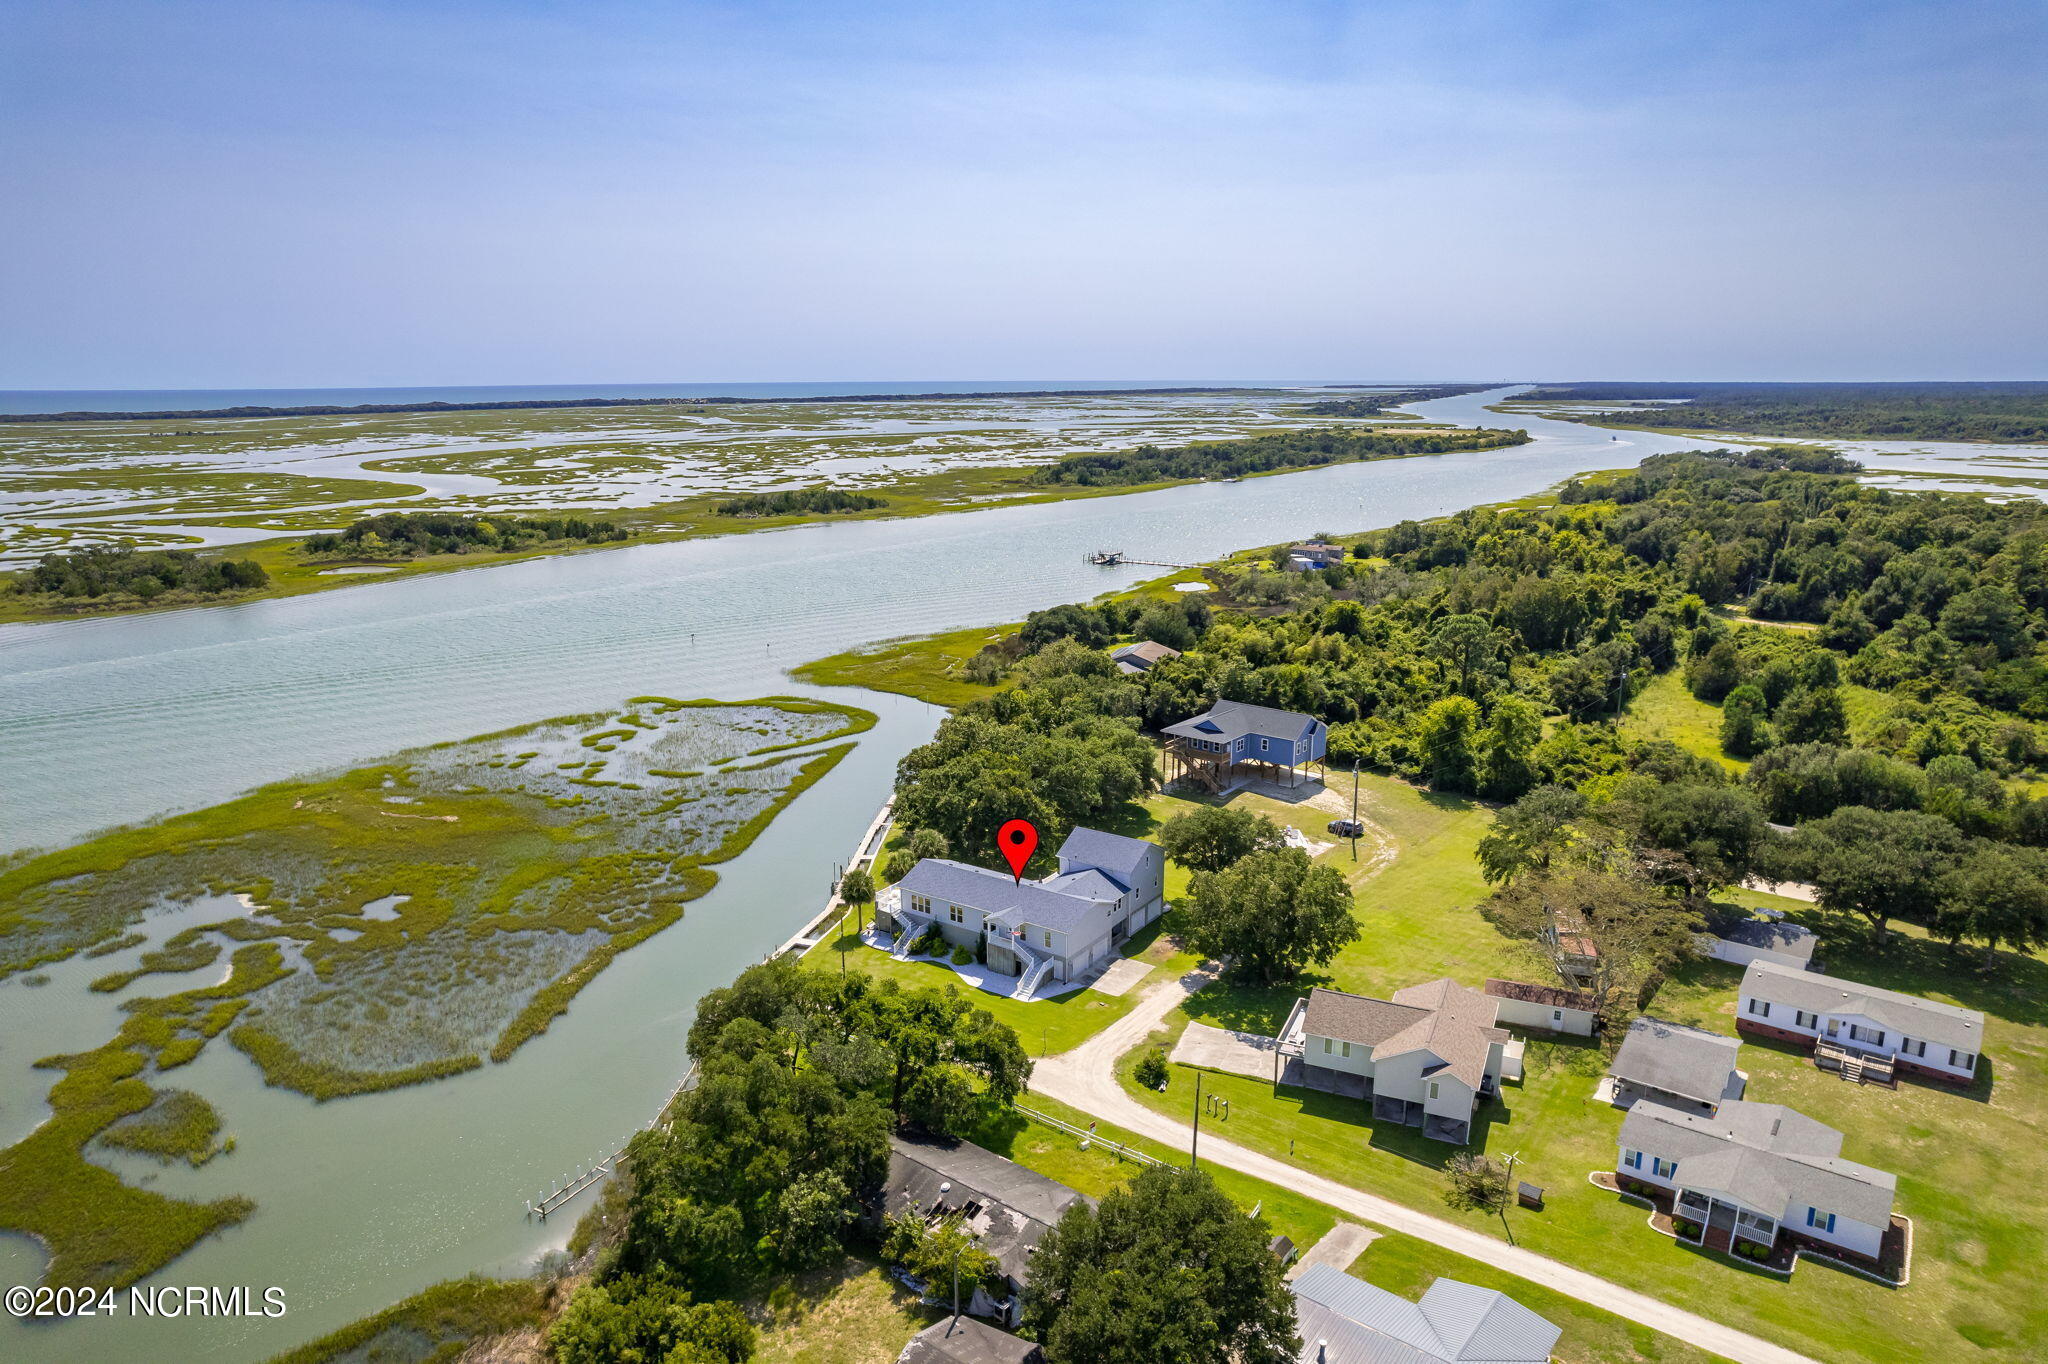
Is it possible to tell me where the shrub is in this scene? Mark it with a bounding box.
[1674,1218,1701,1238]
[716,489,884,517]
[1134,1048,1169,1090]
[949,945,973,967]
[912,925,946,958]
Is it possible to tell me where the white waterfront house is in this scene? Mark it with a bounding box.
[1735,959,1983,1087]
[876,827,1165,1000]
[1617,1099,1897,1263]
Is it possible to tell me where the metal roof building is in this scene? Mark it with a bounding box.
[1289,1263,1562,1363]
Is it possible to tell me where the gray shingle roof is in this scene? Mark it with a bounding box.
[1711,916,1819,965]
[897,1317,1042,1364]
[1619,1100,1896,1228]
[1040,867,1126,901]
[1289,1263,1561,1363]
[1608,1017,1742,1107]
[1739,960,1984,1052]
[884,1135,1093,1285]
[1162,699,1318,745]
[1056,826,1158,882]
[895,858,1107,936]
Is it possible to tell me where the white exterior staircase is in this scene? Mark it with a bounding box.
[1008,933,1055,1000]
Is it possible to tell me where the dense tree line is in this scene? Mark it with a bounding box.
[1029,425,1530,487]
[12,546,267,601]
[893,642,1159,871]
[904,446,2048,971]
[1524,381,2048,443]
[553,959,1029,1361]
[716,488,886,517]
[303,510,627,558]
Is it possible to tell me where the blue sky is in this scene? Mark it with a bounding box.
[4,0,2044,388]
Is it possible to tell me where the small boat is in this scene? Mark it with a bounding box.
[1222,476,1244,483]
[1087,550,1126,566]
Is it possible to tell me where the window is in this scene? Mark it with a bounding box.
[1427,1081,1440,1100]
[1794,1010,1818,1030]
[1951,1049,1975,1070]
[1901,1038,1927,1058]
[1747,998,1770,1018]
[1552,1009,1563,1023]
[948,905,965,924]
[1849,1025,1885,1047]
[1806,1208,1836,1234]
[909,894,931,916]
[1042,930,1052,948]
[1652,1157,1678,1179]
[1322,1037,1332,1054]
[1622,1149,1643,1170]
[1340,1042,1351,1058]
[1259,737,1269,752]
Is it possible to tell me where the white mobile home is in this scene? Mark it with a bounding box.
[1736,959,1982,1087]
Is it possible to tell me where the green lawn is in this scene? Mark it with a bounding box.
[1619,669,1743,774]
[801,902,1199,1057]
[1107,774,2048,1363]
[976,1093,1723,1364]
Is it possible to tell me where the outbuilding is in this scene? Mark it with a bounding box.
[1483,978,1600,1037]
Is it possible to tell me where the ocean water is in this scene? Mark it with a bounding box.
[0,379,1379,416]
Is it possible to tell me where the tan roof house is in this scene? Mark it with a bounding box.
[1279,979,1516,1144]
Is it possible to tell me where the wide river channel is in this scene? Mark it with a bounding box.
[0,388,1737,1360]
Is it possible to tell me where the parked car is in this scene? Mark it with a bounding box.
[1327,818,1364,838]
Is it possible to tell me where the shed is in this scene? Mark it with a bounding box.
[1484,978,1600,1037]
[1702,914,1820,972]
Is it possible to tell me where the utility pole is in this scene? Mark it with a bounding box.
[952,1240,962,1326]
[1191,1071,1203,1169]
[1351,757,1361,862]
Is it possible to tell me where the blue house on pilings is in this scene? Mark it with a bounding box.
[1162,699,1327,792]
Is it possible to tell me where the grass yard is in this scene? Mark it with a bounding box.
[749,1256,940,1364]
[1108,773,2048,1362]
[801,902,1200,1057]
[1619,669,1743,774]
[977,1093,1722,1364]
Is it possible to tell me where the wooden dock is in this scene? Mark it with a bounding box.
[525,1061,699,1220]
[1085,550,1193,569]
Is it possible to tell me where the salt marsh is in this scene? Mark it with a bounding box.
[0,388,1406,564]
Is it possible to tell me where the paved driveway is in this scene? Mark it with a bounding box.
[1028,970,1820,1364]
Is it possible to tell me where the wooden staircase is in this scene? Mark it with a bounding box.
[1818,1038,1895,1087]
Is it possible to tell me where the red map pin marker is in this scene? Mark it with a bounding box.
[998,819,1039,883]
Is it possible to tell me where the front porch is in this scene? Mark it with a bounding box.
[1596,1172,1912,1283]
